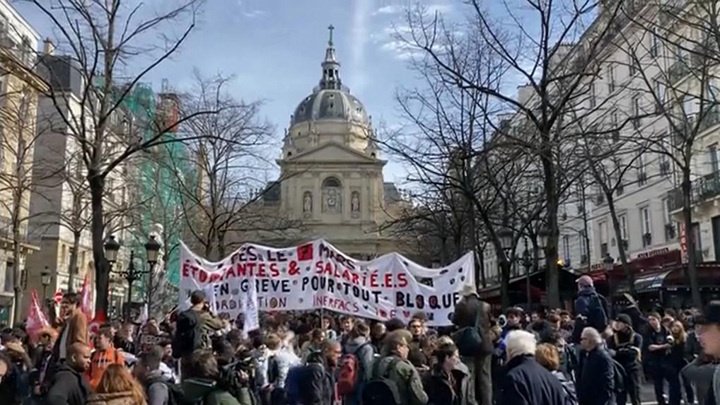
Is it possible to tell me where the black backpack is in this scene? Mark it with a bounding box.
[587,293,609,333]
[172,309,203,359]
[611,359,627,394]
[361,358,403,405]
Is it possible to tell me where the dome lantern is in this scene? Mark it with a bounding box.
[289,25,371,128]
[320,24,342,90]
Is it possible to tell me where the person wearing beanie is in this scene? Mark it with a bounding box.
[571,275,610,344]
[608,314,643,405]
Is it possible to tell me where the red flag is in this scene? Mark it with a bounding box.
[78,274,92,320]
[26,289,50,344]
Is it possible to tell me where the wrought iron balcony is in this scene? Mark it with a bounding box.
[668,170,720,212]
[697,171,720,200]
[699,108,720,132]
[668,60,690,83]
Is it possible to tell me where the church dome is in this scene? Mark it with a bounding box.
[290,25,370,128]
[292,89,369,126]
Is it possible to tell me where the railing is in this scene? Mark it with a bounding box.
[668,60,690,83]
[699,108,720,133]
[668,170,720,212]
[668,187,684,212]
[696,171,720,200]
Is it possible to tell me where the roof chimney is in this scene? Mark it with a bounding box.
[43,38,55,55]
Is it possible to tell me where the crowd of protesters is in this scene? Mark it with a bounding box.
[0,278,717,404]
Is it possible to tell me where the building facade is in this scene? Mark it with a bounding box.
[0,0,45,324]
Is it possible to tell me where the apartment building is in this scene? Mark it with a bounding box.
[554,0,720,305]
[477,1,720,305]
[0,0,45,324]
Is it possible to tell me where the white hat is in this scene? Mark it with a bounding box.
[461,283,479,297]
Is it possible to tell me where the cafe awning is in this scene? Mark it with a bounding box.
[616,269,673,293]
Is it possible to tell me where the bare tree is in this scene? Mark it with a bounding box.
[610,0,720,307]
[23,0,220,313]
[381,20,548,307]
[170,73,294,260]
[398,1,625,307]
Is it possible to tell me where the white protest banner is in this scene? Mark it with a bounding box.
[179,240,474,326]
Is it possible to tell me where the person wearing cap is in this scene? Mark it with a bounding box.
[608,314,642,405]
[694,301,720,405]
[572,275,610,343]
[452,283,493,405]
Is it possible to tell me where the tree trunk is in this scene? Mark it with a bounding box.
[682,169,702,308]
[543,164,561,308]
[607,195,635,296]
[11,224,22,325]
[89,173,109,315]
[68,231,81,292]
[500,259,511,309]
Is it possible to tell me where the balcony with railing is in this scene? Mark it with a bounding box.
[669,60,691,84]
[668,170,720,212]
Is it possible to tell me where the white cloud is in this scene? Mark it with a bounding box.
[380,40,422,60]
[242,9,265,18]
[374,5,401,15]
[236,0,265,18]
[426,3,453,15]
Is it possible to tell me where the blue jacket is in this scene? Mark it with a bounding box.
[578,347,615,405]
[499,355,568,405]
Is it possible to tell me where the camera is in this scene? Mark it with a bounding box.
[497,315,507,328]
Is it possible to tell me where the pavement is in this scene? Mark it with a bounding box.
[636,382,697,405]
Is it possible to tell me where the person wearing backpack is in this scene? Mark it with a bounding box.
[451,284,493,405]
[135,346,173,405]
[572,276,610,344]
[172,290,224,380]
[285,340,341,405]
[181,350,245,405]
[339,321,375,405]
[258,333,300,405]
[362,332,428,405]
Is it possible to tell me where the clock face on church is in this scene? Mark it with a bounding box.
[326,190,337,207]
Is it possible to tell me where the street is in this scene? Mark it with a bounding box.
[636,382,694,405]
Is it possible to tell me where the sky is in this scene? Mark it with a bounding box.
[12,0,459,183]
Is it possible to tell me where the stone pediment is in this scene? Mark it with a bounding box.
[282,141,385,165]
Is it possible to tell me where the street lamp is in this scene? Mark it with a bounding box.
[144,235,163,315]
[497,228,513,258]
[144,236,161,265]
[41,267,51,300]
[603,253,615,308]
[104,235,120,264]
[521,238,533,310]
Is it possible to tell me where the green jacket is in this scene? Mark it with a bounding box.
[371,355,429,405]
[181,378,255,405]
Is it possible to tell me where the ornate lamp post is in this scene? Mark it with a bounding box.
[144,235,162,314]
[41,267,51,303]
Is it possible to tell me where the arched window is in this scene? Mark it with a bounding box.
[322,177,342,213]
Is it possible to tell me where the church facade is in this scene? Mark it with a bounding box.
[258,27,411,259]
